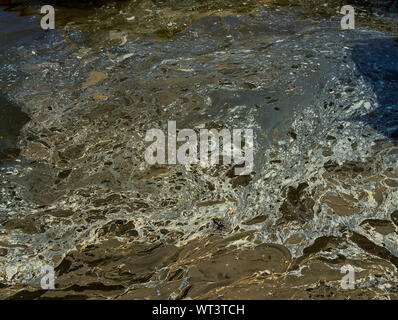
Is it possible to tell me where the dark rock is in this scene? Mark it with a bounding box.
[391,210,398,226]
[0,248,8,256]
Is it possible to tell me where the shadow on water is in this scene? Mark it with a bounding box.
[351,37,398,141]
[0,96,30,162]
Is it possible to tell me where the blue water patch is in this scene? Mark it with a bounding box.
[352,38,398,140]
